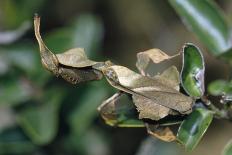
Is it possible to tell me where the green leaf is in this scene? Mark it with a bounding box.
[68,82,110,136]
[0,127,37,154]
[177,108,213,151]
[0,0,45,28]
[169,0,231,55]
[223,140,232,155]
[98,92,144,127]
[45,14,103,58]
[0,78,33,106]
[218,48,232,65]
[208,80,232,96]
[181,43,205,98]
[17,88,63,145]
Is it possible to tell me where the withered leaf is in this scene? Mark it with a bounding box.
[34,14,59,76]
[154,66,180,91]
[132,66,180,120]
[56,48,98,68]
[34,15,103,84]
[145,123,176,142]
[98,92,144,127]
[102,65,193,119]
[136,48,179,75]
[132,94,171,120]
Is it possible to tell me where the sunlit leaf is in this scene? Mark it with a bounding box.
[177,108,213,151]
[169,0,231,54]
[98,92,144,127]
[181,43,205,98]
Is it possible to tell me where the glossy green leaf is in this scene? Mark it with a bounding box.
[17,88,63,145]
[0,127,37,154]
[169,0,231,55]
[181,43,205,98]
[177,108,213,151]
[98,92,144,127]
[223,140,232,155]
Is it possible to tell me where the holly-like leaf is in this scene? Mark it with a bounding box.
[102,65,193,120]
[169,0,231,55]
[181,43,205,98]
[136,49,178,75]
[98,92,144,127]
[177,108,213,151]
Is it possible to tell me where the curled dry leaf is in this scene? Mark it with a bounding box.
[154,66,180,91]
[98,92,144,127]
[56,48,98,68]
[34,15,103,84]
[136,48,179,75]
[146,123,176,142]
[102,65,193,120]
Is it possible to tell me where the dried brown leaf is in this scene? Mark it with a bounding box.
[34,15,103,84]
[136,49,179,75]
[154,66,180,91]
[103,65,193,118]
[132,94,171,120]
[56,48,98,68]
[146,124,176,142]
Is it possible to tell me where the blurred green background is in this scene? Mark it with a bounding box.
[0,0,232,155]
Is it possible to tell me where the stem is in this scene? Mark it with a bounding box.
[202,96,229,119]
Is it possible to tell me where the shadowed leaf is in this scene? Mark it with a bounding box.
[0,127,37,154]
